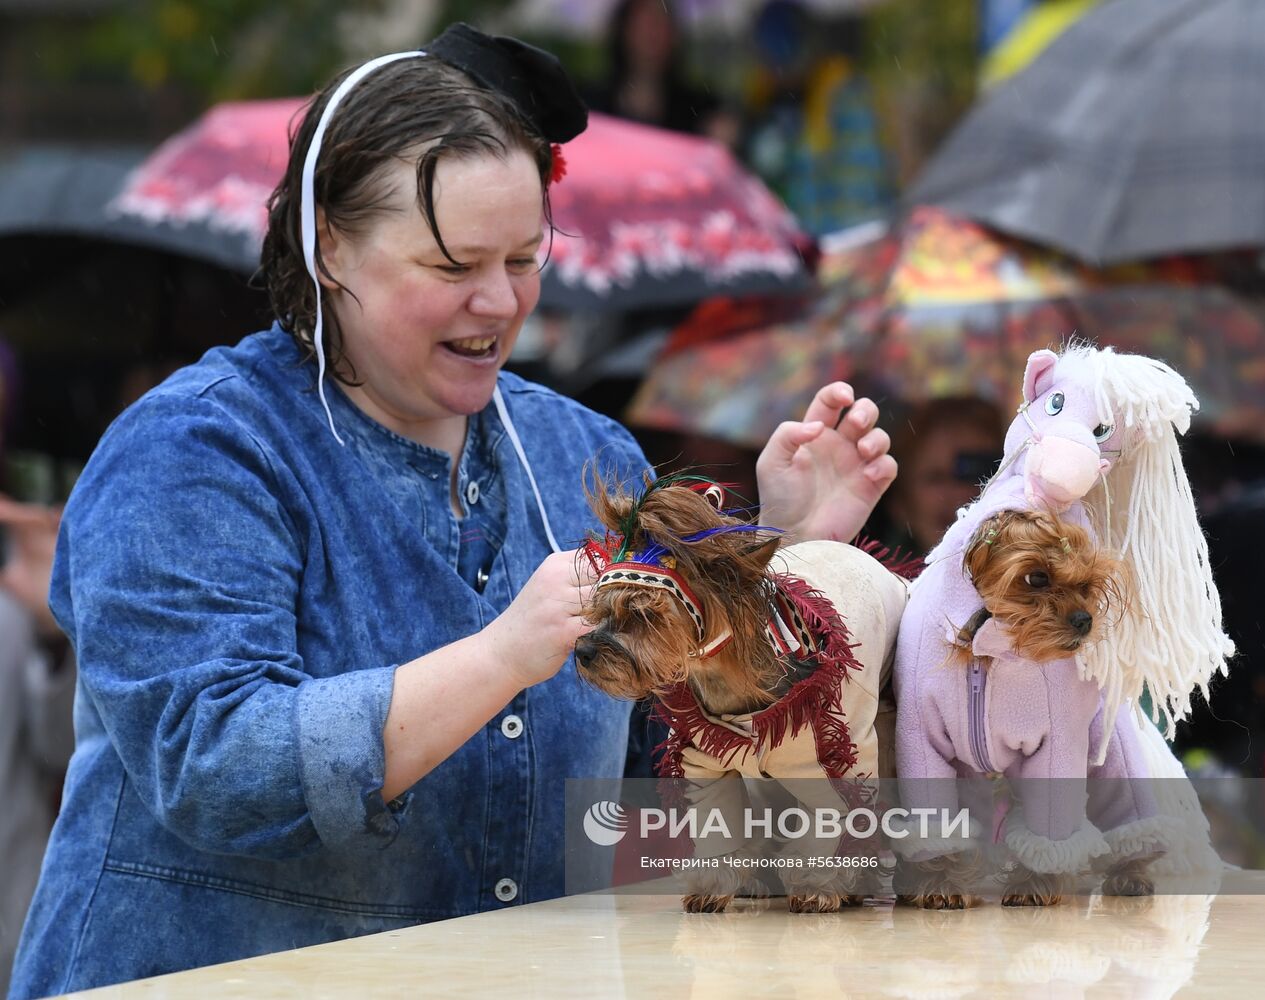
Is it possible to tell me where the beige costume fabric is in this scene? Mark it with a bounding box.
[662,541,907,862]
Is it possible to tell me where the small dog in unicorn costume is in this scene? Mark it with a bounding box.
[892,344,1233,907]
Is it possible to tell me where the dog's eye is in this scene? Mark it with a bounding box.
[1092,423,1114,442]
[1044,392,1065,416]
[1024,571,1050,588]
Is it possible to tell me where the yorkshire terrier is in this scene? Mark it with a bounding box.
[576,473,908,915]
[897,509,1131,909]
[955,509,1125,667]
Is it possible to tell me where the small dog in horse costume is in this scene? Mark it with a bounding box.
[893,344,1232,907]
[576,474,908,913]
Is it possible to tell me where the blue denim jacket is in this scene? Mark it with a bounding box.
[10,326,648,998]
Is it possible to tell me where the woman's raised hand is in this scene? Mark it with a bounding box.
[755,382,897,543]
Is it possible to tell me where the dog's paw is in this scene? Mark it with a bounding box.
[1001,890,1061,907]
[897,891,977,910]
[893,855,979,909]
[788,891,843,913]
[682,893,733,913]
[1101,863,1155,898]
[1001,867,1066,907]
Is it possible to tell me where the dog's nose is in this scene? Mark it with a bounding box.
[574,637,598,668]
[1069,610,1093,635]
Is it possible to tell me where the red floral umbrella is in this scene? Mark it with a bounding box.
[627,208,1265,446]
[542,112,811,310]
[97,102,810,311]
[106,98,305,272]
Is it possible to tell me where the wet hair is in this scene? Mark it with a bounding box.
[261,56,556,383]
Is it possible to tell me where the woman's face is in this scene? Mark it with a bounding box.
[321,149,544,445]
[625,0,675,67]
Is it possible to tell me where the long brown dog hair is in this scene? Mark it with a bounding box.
[953,509,1129,664]
[581,471,786,706]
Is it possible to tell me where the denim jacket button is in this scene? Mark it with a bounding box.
[494,877,518,903]
[475,566,490,592]
[465,480,480,506]
[501,714,524,739]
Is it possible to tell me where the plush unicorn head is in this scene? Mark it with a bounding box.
[985,343,1234,741]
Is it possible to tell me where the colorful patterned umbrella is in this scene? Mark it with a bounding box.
[627,207,1265,447]
[100,101,810,311]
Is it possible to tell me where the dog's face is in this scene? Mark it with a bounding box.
[575,476,778,701]
[575,575,701,700]
[962,509,1126,661]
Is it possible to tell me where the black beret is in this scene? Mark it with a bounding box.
[428,22,588,144]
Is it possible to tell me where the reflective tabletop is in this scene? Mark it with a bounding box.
[64,875,1265,998]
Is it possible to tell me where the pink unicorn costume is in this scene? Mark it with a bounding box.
[892,348,1193,872]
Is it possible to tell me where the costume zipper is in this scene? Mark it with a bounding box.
[968,658,994,773]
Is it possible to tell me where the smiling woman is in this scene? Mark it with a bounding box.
[8,22,900,1000]
[317,152,546,456]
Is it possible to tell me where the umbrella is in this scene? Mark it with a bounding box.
[105,98,302,273]
[8,101,809,313]
[0,100,303,282]
[626,208,1265,447]
[541,112,811,310]
[909,0,1265,264]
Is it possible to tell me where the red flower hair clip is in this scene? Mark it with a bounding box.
[549,143,567,185]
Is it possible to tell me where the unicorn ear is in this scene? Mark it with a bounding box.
[1022,349,1060,403]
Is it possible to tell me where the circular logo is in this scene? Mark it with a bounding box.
[582,800,629,846]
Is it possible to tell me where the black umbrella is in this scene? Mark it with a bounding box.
[0,144,268,286]
[0,145,270,461]
[909,0,1265,265]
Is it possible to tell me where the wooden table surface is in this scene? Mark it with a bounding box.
[64,876,1265,998]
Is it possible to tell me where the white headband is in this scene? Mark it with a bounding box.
[299,50,427,445]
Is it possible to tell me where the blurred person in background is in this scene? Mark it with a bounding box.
[0,343,75,995]
[882,395,1005,555]
[743,0,894,235]
[587,0,739,146]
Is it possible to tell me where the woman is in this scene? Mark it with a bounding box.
[589,0,738,145]
[10,24,895,997]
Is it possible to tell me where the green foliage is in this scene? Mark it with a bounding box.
[28,0,393,100]
[862,0,980,184]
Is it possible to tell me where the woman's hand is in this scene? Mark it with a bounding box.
[475,549,595,690]
[756,382,897,543]
[381,550,596,798]
[0,494,63,636]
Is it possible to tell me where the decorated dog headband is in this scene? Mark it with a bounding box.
[298,22,588,443]
[585,477,781,657]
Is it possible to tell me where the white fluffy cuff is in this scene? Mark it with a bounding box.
[1004,812,1110,873]
[1100,815,1181,863]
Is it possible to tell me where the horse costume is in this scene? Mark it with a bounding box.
[893,345,1231,877]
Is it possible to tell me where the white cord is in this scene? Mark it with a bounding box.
[300,50,427,445]
[493,386,562,554]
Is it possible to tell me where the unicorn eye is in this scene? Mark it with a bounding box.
[1092,423,1114,442]
[1044,392,1065,416]
[1024,570,1050,588]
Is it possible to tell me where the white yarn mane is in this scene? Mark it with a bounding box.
[1061,345,1234,744]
